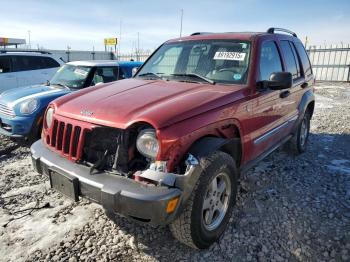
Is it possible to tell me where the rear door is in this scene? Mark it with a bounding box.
[0,55,17,93]
[278,40,306,134]
[12,55,60,87]
[12,55,38,87]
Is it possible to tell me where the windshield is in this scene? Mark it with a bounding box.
[136,40,251,84]
[50,64,92,89]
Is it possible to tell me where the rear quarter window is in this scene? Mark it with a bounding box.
[295,42,312,77]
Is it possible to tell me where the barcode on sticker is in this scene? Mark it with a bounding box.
[214,52,246,61]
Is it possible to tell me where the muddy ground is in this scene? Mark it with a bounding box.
[0,82,349,262]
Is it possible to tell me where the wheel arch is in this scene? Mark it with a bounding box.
[187,135,242,168]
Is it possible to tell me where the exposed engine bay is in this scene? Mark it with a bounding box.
[81,126,149,176]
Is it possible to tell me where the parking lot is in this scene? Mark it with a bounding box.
[0,82,349,262]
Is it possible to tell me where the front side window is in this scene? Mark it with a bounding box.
[50,64,92,89]
[92,67,121,85]
[137,40,251,84]
[41,57,60,69]
[259,41,283,81]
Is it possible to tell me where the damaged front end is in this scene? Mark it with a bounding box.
[81,125,202,201]
[34,119,202,224]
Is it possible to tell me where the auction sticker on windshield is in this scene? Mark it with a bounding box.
[214,52,246,61]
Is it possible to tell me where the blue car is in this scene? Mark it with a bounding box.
[0,60,142,143]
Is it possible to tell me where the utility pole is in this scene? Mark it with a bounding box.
[28,30,31,49]
[179,9,183,37]
[137,32,140,61]
[119,19,122,59]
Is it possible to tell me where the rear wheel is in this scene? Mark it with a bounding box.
[169,151,238,249]
[286,111,311,155]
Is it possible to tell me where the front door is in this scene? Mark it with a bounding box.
[244,40,289,162]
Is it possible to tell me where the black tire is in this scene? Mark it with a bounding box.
[26,120,43,146]
[169,151,238,249]
[285,111,311,155]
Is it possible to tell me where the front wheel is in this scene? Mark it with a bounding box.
[169,151,238,249]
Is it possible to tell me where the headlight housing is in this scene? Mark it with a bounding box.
[19,99,39,115]
[136,129,159,159]
[45,108,54,129]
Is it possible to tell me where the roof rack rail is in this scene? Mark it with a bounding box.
[190,32,213,36]
[0,50,52,55]
[267,27,297,37]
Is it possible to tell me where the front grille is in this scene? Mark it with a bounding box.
[49,119,84,160]
[0,102,15,118]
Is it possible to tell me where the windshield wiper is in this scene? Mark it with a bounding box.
[137,72,164,79]
[171,73,215,85]
[51,83,70,90]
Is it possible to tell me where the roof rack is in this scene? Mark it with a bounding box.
[190,32,213,36]
[0,50,52,55]
[267,27,297,37]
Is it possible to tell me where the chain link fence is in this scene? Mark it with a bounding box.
[307,44,350,82]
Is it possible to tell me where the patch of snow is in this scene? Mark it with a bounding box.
[0,197,99,262]
[315,84,346,90]
[315,94,335,109]
[327,159,350,175]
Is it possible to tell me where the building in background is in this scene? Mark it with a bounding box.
[0,38,26,49]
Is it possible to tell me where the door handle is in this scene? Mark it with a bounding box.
[301,82,308,88]
[280,90,290,98]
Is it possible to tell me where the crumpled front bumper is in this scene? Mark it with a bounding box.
[30,140,201,226]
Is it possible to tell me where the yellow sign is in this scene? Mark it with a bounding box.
[104,38,118,45]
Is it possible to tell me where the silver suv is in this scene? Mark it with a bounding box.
[0,51,64,93]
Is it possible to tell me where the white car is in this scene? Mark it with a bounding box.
[0,51,64,93]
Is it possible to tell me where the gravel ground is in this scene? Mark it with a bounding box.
[0,82,349,262]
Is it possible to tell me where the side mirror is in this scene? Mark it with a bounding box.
[132,67,139,77]
[265,72,292,90]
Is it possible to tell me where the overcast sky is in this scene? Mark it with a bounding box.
[1,0,349,53]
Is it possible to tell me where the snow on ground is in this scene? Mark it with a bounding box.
[327,159,350,175]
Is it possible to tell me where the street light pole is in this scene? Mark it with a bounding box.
[28,30,31,49]
[179,9,183,37]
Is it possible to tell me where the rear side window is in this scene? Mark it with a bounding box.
[280,41,301,80]
[295,42,312,77]
[0,56,12,73]
[12,56,59,72]
[12,56,39,71]
[259,41,282,81]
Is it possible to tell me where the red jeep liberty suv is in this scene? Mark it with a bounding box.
[31,28,315,249]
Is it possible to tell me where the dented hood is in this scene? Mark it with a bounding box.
[53,78,246,129]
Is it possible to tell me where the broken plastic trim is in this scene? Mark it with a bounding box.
[138,154,199,187]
